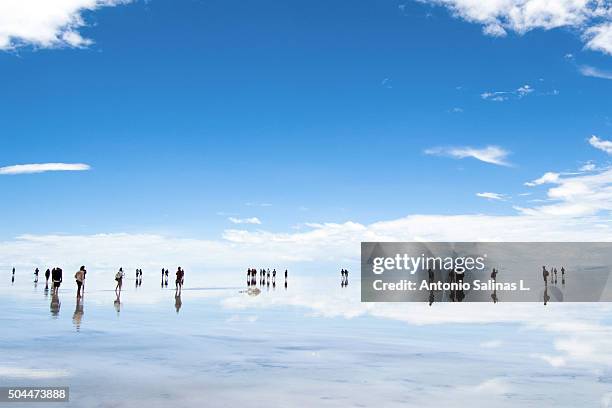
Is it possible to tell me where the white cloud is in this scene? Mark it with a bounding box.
[579,65,612,80]
[525,171,560,186]
[425,145,511,166]
[583,22,612,55]
[0,163,90,175]
[419,0,612,55]
[476,192,506,201]
[0,0,133,50]
[589,135,612,154]
[228,217,262,225]
[521,167,612,216]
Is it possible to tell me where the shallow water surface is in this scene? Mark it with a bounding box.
[1,275,611,407]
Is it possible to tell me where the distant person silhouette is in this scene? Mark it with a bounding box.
[285,269,288,280]
[51,267,63,294]
[428,268,434,283]
[176,267,184,291]
[11,267,15,284]
[45,268,51,285]
[115,268,124,293]
[34,268,39,283]
[491,268,498,282]
[542,266,549,285]
[75,266,85,298]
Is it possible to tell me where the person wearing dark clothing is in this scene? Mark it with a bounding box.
[45,268,51,285]
[51,267,63,294]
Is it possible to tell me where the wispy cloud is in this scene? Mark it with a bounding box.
[579,65,612,80]
[0,0,133,50]
[228,217,262,225]
[0,163,90,175]
[589,135,612,154]
[425,145,511,166]
[245,202,272,207]
[476,192,506,201]
[481,84,534,102]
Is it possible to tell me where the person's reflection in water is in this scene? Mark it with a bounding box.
[543,286,550,306]
[174,291,182,314]
[428,289,435,306]
[73,296,84,331]
[284,280,287,290]
[491,287,498,303]
[114,292,121,315]
[44,284,49,297]
[457,286,465,302]
[50,292,61,318]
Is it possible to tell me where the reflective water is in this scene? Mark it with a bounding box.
[1,274,611,407]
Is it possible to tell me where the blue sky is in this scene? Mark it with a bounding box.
[0,1,611,264]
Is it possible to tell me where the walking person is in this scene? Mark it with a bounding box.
[34,268,39,283]
[45,268,51,286]
[285,269,288,280]
[115,267,125,293]
[51,267,63,294]
[75,266,85,298]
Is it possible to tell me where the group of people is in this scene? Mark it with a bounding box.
[340,268,349,286]
[135,268,143,287]
[542,266,566,285]
[247,268,288,289]
[161,268,170,287]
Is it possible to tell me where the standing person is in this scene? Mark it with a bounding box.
[491,268,498,282]
[285,269,288,280]
[75,266,85,298]
[542,266,549,285]
[34,268,39,283]
[428,268,434,283]
[340,269,345,284]
[45,268,51,285]
[272,269,276,283]
[176,267,184,291]
[115,268,124,293]
[51,267,63,294]
[12,267,15,283]
[345,269,349,284]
